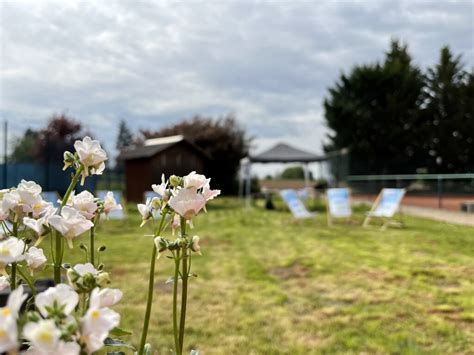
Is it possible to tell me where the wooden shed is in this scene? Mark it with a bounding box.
[122,135,207,202]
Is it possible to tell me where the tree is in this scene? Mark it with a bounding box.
[36,114,85,163]
[423,47,473,172]
[141,115,250,194]
[9,129,39,163]
[324,40,425,174]
[280,165,312,180]
[116,119,134,152]
[9,114,85,164]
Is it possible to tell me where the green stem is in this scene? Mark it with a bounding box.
[59,165,84,213]
[54,166,83,284]
[178,217,188,353]
[138,213,167,355]
[17,267,36,297]
[173,251,181,355]
[10,222,18,290]
[90,226,96,267]
[10,263,17,290]
[53,231,62,284]
[90,214,100,266]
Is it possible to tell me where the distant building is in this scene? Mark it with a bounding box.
[121,135,207,202]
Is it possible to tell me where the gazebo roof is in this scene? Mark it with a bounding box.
[249,143,324,163]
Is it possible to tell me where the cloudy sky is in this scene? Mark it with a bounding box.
[0,0,473,174]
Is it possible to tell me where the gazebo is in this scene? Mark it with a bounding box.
[241,143,326,204]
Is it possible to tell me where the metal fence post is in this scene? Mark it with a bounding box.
[437,176,443,209]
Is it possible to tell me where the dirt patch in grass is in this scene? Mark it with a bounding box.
[268,262,310,280]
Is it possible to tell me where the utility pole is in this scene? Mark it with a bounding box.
[2,120,7,188]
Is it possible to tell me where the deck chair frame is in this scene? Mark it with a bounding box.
[363,188,405,230]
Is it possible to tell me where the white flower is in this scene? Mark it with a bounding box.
[72,262,100,277]
[0,286,27,352]
[103,192,122,216]
[1,190,21,212]
[23,217,47,236]
[183,171,207,189]
[74,137,107,184]
[0,314,17,353]
[0,237,26,265]
[30,200,54,219]
[3,285,27,317]
[190,235,201,254]
[0,203,9,221]
[17,180,42,197]
[168,188,207,220]
[48,207,94,248]
[69,191,98,219]
[25,247,47,272]
[12,180,48,217]
[35,284,79,318]
[0,276,9,291]
[25,341,80,355]
[23,319,61,354]
[151,174,169,200]
[137,199,153,226]
[202,179,221,201]
[81,288,120,353]
[95,288,123,308]
[171,214,193,236]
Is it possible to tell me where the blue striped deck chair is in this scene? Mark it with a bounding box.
[326,188,352,226]
[41,191,60,207]
[96,190,125,220]
[280,189,315,220]
[363,188,406,230]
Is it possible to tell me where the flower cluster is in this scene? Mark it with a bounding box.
[0,135,220,355]
[0,137,125,354]
[0,284,121,354]
[136,171,220,354]
[67,263,110,293]
[138,171,220,225]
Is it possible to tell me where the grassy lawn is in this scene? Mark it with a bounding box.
[57,198,473,354]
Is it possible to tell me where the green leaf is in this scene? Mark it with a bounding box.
[104,337,136,350]
[110,327,132,336]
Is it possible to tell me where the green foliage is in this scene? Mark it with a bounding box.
[324,40,473,174]
[9,129,39,163]
[9,113,85,163]
[423,47,474,172]
[141,115,251,194]
[280,165,313,180]
[46,198,473,353]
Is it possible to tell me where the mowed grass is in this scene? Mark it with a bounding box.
[56,198,473,354]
